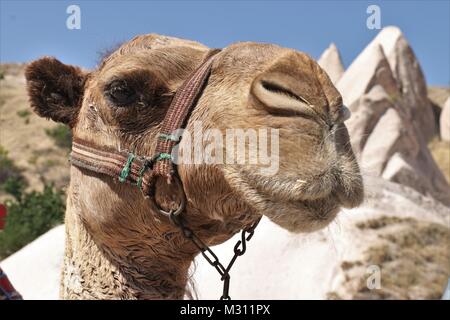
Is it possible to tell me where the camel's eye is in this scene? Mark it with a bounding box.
[105,80,137,106]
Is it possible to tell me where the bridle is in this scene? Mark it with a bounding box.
[70,49,261,300]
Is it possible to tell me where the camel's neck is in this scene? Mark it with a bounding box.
[61,168,197,300]
[62,214,194,300]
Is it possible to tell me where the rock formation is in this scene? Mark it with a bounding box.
[377,27,437,142]
[342,26,436,141]
[317,43,345,84]
[338,26,449,205]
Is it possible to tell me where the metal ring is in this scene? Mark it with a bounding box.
[148,174,186,219]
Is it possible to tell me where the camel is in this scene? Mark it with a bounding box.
[24,34,364,299]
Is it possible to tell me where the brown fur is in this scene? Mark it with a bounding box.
[25,57,86,126]
[25,34,364,299]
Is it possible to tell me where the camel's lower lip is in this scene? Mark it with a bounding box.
[235,170,344,230]
[245,176,342,215]
[264,189,342,217]
[292,191,340,211]
[263,195,342,233]
[239,169,339,204]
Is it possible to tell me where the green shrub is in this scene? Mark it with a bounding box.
[0,184,65,259]
[0,145,26,188]
[16,109,31,118]
[45,125,72,149]
[2,176,26,200]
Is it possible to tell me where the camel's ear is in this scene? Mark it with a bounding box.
[25,57,87,126]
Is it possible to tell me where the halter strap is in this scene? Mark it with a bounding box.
[70,49,220,197]
[71,139,154,191]
[153,48,221,184]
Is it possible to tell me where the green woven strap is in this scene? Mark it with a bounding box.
[119,153,136,183]
[136,153,171,190]
[158,133,180,142]
[136,162,149,190]
[155,153,172,161]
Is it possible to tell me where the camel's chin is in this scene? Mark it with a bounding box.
[223,169,350,233]
[267,204,340,233]
[256,195,342,234]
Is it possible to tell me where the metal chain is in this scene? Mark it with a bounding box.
[170,212,262,300]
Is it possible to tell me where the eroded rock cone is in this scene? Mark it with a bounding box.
[317,43,345,84]
[370,26,437,141]
[337,43,399,110]
[338,26,450,205]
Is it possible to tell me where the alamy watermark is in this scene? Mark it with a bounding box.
[366,265,381,290]
[167,121,280,176]
[366,5,381,30]
[66,5,81,30]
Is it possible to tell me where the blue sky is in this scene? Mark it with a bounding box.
[1,0,449,85]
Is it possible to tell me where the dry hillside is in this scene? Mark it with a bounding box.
[428,86,450,110]
[0,64,70,202]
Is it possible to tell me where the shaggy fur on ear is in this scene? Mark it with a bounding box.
[25,57,87,126]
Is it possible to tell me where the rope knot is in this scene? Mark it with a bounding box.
[118,153,136,183]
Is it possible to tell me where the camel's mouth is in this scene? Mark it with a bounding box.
[236,168,362,233]
[262,189,342,233]
[288,194,342,230]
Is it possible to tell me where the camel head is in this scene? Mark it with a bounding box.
[25,34,363,244]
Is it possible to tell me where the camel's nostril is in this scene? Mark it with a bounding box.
[341,105,351,122]
[250,72,320,119]
[260,80,309,105]
[332,105,352,126]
